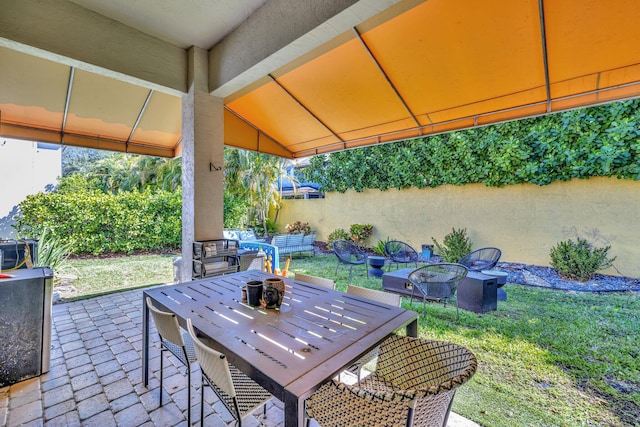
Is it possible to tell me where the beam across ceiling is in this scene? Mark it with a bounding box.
[210,0,417,97]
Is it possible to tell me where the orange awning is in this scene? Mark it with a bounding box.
[2,0,640,158]
[225,0,640,158]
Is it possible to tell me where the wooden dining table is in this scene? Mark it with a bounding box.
[142,270,418,426]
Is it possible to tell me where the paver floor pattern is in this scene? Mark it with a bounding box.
[1,287,477,427]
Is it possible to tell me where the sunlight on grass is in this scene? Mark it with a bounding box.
[56,254,176,299]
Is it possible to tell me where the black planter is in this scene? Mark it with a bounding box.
[368,256,386,278]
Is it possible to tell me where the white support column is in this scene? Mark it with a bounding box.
[180,46,224,282]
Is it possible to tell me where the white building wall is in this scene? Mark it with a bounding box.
[0,138,61,239]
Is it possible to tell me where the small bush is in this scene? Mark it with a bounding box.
[432,227,473,262]
[327,228,350,250]
[350,224,373,247]
[372,237,392,256]
[253,219,277,237]
[285,220,312,235]
[35,226,74,274]
[550,238,616,282]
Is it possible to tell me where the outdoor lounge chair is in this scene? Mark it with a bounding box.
[384,240,420,271]
[458,247,502,271]
[333,240,368,281]
[305,334,477,427]
[408,263,468,319]
[146,297,197,425]
[186,318,272,426]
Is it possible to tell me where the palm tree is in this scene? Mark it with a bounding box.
[224,148,293,234]
[80,153,182,193]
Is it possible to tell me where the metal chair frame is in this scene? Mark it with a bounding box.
[343,285,402,383]
[457,247,502,271]
[384,240,420,271]
[333,240,368,281]
[186,319,272,426]
[408,263,468,319]
[146,297,197,425]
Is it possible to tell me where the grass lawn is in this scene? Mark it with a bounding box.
[56,253,176,299]
[56,253,640,426]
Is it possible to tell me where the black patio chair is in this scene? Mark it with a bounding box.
[408,263,468,319]
[333,240,368,281]
[458,247,502,271]
[384,240,420,271]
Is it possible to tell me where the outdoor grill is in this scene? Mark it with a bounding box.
[0,267,53,387]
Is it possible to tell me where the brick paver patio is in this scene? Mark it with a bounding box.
[0,287,478,426]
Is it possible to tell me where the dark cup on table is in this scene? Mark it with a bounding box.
[246,281,263,306]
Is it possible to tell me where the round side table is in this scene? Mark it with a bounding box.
[368,256,386,278]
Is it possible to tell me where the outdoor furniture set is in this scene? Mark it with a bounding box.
[143,270,476,427]
[333,239,504,316]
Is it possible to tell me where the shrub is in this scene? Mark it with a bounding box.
[372,237,392,256]
[14,189,182,255]
[34,226,74,274]
[285,220,312,235]
[550,238,616,282]
[350,224,373,247]
[253,219,277,237]
[327,228,350,250]
[432,227,473,262]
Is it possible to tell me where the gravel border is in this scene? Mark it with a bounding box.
[496,262,640,292]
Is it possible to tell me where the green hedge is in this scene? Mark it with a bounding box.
[14,189,182,255]
[303,99,640,192]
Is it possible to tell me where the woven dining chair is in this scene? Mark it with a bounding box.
[306,334,477,427]
[295,272,336,290]
[408,263,468,319]
[145,297,197,425]
[245,256,265,272]
[186,318,273,426]
[239,252,265,271]
[342,285,402,383]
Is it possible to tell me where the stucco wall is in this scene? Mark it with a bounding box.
[278,177,640,278]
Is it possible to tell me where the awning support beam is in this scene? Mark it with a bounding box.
[268,74,345,145]
[61,67,75,144]
[353,27,422,129]
[538,0,552,113]
[127,89,154,152]
[224,106,294,156]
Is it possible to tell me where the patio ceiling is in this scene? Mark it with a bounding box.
[1,0,640,159]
